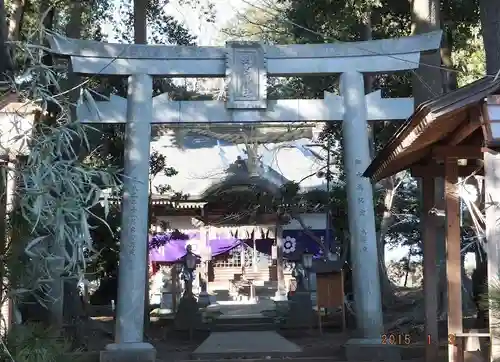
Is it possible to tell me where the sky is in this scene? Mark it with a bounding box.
[163,0,252,45]
[101,0,252,45]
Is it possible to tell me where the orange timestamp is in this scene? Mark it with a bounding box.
[381,333,411,345]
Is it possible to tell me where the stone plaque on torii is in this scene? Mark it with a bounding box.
[47,31,442,359]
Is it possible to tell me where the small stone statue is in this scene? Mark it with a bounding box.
[179,245,196,296]
[180,263,196,296]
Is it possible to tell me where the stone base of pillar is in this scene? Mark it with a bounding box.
[344,339,401,361]
[273,291,288,301]
[101,342,156,362]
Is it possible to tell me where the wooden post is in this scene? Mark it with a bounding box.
[445,157,462,362]
[484,151,500,362]
[422,176,439,362]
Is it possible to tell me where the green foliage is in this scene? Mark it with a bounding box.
[452,25,486,86]
[1,323,72,362]
[0,36,120,312]
[480,279,500,322]
[85,149,181,280]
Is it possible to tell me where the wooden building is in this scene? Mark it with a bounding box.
[364,76,500,362]
[148,129,343,299]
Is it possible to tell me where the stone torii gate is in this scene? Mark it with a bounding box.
[47,31,441,360]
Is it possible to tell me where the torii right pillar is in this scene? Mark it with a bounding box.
[340,71,399,361]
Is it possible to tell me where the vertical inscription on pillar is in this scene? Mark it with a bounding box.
[226,41,267,109]
[126,181,140,257]
[354,158,369,250]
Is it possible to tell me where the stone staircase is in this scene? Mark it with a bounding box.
[212,268,270,284]
[210,268,271,301]
[203,299,278,332]
[210,268,293,301]
[210,314,276,331]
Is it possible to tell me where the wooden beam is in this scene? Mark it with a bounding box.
[422,177,439,362]
[447,107,482,146]
[410,164,482,178]
[444,158,462,362]
[432,146,482,160]
[480,103,493,144]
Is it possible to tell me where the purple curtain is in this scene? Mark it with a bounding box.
[149,232,243,263]
[149,229,335,263]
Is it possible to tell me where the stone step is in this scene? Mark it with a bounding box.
[211,322,276,332]
[191,331,303,360]
[177,359,347,362]
[213,316,274,325]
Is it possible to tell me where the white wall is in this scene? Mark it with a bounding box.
[155,213,327,232]
[155,215,199,231]
[154,212,328,233]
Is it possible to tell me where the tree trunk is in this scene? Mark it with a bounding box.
[440,0,457,93]
[134,0,147,44]
[411,0,442,101]
[411,0,447,318]
[62,2,87,346]
[0,0,9,325]
[376,176,403,306]
[404,249,412,288]
[479,0,500,75]
[7,0,25,42]
[0,0,12,75]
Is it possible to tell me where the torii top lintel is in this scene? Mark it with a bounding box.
[48,31,442,78]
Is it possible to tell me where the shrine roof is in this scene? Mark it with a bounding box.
[364,76,500,181]
[200,172,283,198]
[151,132,330,199]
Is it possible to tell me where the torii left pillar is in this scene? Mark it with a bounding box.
[102,74,156,361]
[340,71,384,337]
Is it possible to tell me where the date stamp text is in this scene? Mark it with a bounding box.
[381,334,411,345]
